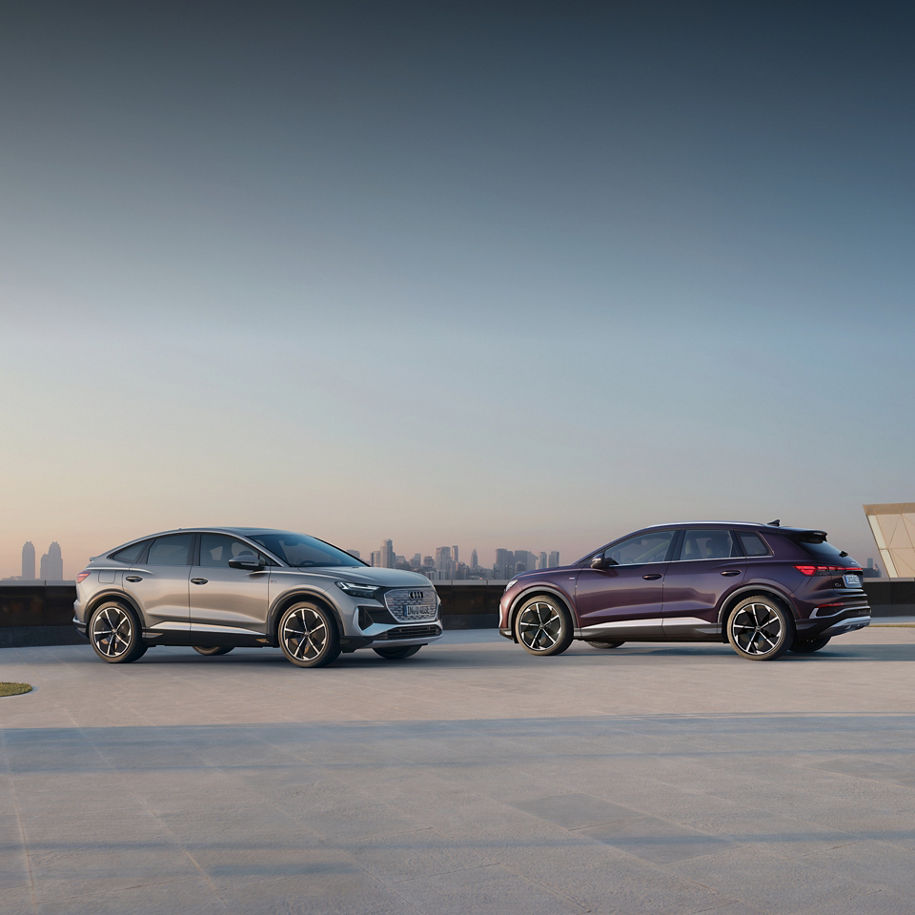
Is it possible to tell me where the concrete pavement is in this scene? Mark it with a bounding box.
[2,627,915,913]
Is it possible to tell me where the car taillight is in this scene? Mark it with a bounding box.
[795,565,860,576]
[76,571,90,583]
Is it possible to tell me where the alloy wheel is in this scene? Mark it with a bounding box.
[517,600,563,652]
[729,601,785,657]
[91,605,133,659]
[282,606,329,662]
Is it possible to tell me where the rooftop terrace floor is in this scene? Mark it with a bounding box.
[3,627,915,913]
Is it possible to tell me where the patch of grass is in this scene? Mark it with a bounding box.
[0,682,32,697]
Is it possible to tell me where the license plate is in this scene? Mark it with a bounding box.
[403,604,431,620]
[843,573,861,589]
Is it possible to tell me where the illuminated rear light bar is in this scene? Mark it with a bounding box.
[795,565,860,576]
[76,571,90,583]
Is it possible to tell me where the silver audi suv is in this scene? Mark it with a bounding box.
[73,527,442,667]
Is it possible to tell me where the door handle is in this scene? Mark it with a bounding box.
[720,570,740,577]
[191,578,208,585]
[642,573,662,580]
[126,575,142,582]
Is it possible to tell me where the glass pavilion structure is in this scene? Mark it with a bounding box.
[864,503,915,578]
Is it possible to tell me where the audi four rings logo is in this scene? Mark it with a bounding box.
[409,591,424,600]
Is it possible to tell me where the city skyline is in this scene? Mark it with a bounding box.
[1,540,65,582]
[362,539,561,579]
[2,4,913,580]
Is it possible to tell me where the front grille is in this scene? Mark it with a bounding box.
[378,625,442,640]
[383,587,438,623]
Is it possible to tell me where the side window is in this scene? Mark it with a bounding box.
[679,529,735,561]
[146,533,194,566]
[737,532,771,557]
[110,540,150,563]
[604,530,675,565]
[198,534,256,568]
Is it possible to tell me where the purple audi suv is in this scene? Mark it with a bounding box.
[498,521,870,661]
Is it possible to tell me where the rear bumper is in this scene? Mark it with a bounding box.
[795,599,870,639]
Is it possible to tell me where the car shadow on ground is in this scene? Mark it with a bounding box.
[72,636,915,667]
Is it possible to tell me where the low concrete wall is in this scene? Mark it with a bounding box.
[0,585,85,647]
[1,579,910,647]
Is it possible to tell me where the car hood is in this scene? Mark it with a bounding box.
[281,566,435,589]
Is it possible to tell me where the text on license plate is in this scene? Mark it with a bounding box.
[843,574,861,588]
[403,604,431,619]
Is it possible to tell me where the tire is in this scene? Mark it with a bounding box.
[193,646,234,656]
[790,636,831,654]
[278,602,340,668]
[514,595,573,656]
[89,602,146,663]
[585,639,624,649]
[373,645,422,660]
[726,595,793,661]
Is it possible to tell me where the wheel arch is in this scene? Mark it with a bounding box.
[508,586,577,636]
[717,584,796,633]
[268,589,342,646]
[85,590,144,626]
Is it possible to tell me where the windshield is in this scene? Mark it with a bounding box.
[246,531,365,568]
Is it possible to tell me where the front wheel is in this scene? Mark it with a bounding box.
[278,602,340,668]
[514,596,573,656]
[790,636,831,654]
[726,595,793,661]
[89,602,146,663]
[373,645,422,660]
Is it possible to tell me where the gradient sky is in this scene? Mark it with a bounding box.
[2,1,914,578]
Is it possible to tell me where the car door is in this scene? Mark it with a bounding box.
[661,528,746,638]
[575,529,675,638]
[189,533,271,636]
[120,533,194,632]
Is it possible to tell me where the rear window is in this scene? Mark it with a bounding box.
[736,532,770,557]
[110,541,149,563]
[795,538,847,562]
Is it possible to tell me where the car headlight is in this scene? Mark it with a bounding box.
[335,580,380,598]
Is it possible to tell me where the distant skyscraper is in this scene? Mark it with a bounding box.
[452,545,459,566]
[539,552,547,569]
[471,548,479,570]
[39,542,63,580]
[549,551,560,567]
[494,549,514,579]
[435,546,453,578]
[379,539,395,568]
[21,541,35,579]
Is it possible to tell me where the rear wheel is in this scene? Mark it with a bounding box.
[790,636,831,654]
[193,646,234,656]
[585,639,624,649]
[89,602,146,663]
[373,645,422,660]
[726,595,793,661]
[514,596,573,656]
[278,602,340,668]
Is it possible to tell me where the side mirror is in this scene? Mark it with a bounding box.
[590,555,605,570]
[228,551,264,571]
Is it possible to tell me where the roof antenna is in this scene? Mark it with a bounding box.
[768,519,781,527]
